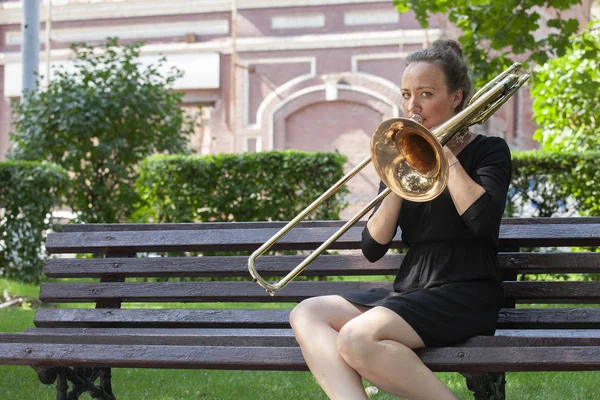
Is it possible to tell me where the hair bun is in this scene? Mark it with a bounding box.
[432,39,463,58]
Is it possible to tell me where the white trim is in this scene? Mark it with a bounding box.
[344,10,399,26]
[6,20,229,46]
[271,13,325,29]
[347,70,402,97]
[351,51,411,73]
[240,56,316,128]
[223,29,438,52]
[1,29,440,64]
[0,0,395,24]
[268,84,399,150]
[253,58,317,131]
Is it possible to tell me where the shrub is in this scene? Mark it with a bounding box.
[9,38,196,224]
[0,161,68,282]
[508,151,600,218]
[135,151,348,223]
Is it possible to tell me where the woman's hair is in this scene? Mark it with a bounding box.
[406,40,471,112]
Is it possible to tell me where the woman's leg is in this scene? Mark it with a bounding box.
[337,306,457,400]
[289,295,370,400]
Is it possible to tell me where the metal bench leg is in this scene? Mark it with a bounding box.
[64,367,116,400]
[33,366,116,400]
[461,372,506,400]
[99,368,116,399]
[56,368,68,400]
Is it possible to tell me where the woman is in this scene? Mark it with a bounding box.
[289,39,511,400]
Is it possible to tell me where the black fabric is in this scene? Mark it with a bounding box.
[341,135,510,347]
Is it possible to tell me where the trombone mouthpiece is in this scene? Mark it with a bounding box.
[410,114,423,124]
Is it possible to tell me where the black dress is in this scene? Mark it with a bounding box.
[341,135,511,347]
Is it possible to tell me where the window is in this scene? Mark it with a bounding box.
[344,10,399,26]
[271,13,325,29]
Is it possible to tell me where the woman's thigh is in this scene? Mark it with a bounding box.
[345,306,425,349]
[290,295,371,332]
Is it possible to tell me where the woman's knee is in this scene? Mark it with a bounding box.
[289,295,361,330]
[336,319,374,369]
[289,296,335,337]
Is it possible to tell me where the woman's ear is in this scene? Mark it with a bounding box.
[453,90,463,110]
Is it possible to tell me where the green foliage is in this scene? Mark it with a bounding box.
[0,161,68,282]
[531,22,600,152]
[393,0,583,86]
[135,151,348,223]
[507,151,600,217]
[9,38,196,223]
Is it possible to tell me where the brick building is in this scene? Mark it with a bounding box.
[0,0,595,218]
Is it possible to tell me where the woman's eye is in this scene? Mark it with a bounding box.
[422,92,432,97]
[402,93,410,99]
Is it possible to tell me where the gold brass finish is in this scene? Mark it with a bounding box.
[248,63,530,295]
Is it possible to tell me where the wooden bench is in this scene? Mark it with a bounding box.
[1,218,600,400]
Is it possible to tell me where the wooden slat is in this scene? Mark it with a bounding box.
[62,220,362,232]
[46,223,600,254]
[1,342,600,372]
[43,252,600,278]
[60,217,600,232]
[497,308,600,329]
[38,281,600,304]
[34,308,600,330]
[504,282,600,303]
[45,226,367,254]
[38,281,388,303]
[18,329,298,347]
[33,308,293,328]
[18,328,600,348]
[42,254,397,278]
[498,252,600,274]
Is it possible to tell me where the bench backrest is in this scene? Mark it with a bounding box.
[37,218,600,330]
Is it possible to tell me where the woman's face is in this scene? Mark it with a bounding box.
[400,62,463,130]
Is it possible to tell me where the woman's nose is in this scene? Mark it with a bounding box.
[408,96,422,114]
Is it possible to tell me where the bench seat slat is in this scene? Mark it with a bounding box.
[45,223,600,254]
[1,342,600,372]
[34,308,600,329]
[43,253,600,278]
[17,328,600,347]
[39,281,600,304]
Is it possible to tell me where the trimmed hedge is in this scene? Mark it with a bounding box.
[0,161,68,282]
[135,151,349,223]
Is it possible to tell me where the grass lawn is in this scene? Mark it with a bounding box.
[1,279,599,399]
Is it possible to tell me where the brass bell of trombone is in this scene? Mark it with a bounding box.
[248,62,530,295]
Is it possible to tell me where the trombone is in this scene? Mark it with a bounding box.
[248,63,530,295]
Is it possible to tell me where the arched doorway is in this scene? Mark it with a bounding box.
[284,100,382,220]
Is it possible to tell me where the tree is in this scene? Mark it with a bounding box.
[9,38,196,223]
[394,0,583,86]
[531,22,600,152]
